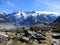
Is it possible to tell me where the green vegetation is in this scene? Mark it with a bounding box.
[49,22,60,33]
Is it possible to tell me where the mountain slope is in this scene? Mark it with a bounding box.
[0,14,11,23]
[53,16,60,22]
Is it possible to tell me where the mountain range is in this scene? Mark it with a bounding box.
[1,11,60,27]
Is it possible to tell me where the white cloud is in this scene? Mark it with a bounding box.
[35,11,59,14]
[0,0,15,7]
[47,2,60,11]
[6,1,15,7]
[32,0,60,13]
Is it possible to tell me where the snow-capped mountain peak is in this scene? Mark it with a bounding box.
[15,10,23,18]
[14,10,29,19]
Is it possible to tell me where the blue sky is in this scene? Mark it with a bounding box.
[0,0,60,13]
